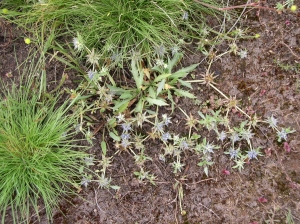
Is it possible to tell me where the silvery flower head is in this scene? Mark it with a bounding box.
[86,48,100,66]
[277,129,288,142]
[239,49,248,59]
[156,59,165,67]
[154,122,165,133]
[179,140,189,150]
[230,131,240,143]
[87,70,96,80]
[81,176,91,187]
[121,133,131,141]
[98,175,111,188]
[154,44,165,57]
[161,132,171,142]
[182,11,189,20]
[228,148,239,159]
[158,154,166,162]
[84,156,94,166]
[121,122,132,132]
[116,113,126,123]
[248,150,258,160]
[171,46,180,56]
[105,91,114,102]
[162,114,172,126]
[73,32,84,52]
[110,52,121,63]
[218,131,227,142]
[121,139,130,149]
[267,115,278,129]
[240,129,254,142]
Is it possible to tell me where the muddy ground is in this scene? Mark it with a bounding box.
[1,1,300,223]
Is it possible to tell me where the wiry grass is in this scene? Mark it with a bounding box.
[1,0,221,64]
[0,66,89,223]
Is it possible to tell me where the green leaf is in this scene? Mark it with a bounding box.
[175,89,196,98]
[198,111,206,119]
[107,84,127,94]
[134,98,144,113]
[145,97,168,106]
[151,65,163,73]
[167,53,183,72]
[131,60,143,89]
[118,101,130,113]
[101,141,107,156]
[178,79,193,89]
[154,73,172,82]
[79,166,84,174]
[171,63,199,79]
[167,90,175,112]
[191,134,201,140]
[119,92,133,100]
[156,79,166,96]
[110,185,120,190]
[204,166,209,176]
[109,132,121,141]
[112,99,130,111]
[148,86,156,99]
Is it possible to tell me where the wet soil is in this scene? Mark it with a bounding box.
[1,1,300,223]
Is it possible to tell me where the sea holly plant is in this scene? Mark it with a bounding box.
[195,138,219,176]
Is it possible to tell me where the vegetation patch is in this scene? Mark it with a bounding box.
[0,62,90,223]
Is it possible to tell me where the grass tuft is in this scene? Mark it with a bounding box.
[1,0,221,64]
[0,70,89,223]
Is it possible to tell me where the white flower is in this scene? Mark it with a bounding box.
[239,49,248,59]
[218,131,227,142]
[81,177,91,187]
[267,115,278,129]
[86,48,100,66]
[73,33,84,52]
[156,59,165,66]
[171,46,180,56]
[182,11,189,20]
[87,70,96,80]
[116,113,125,123]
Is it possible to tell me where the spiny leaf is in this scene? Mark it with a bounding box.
[154,73,172,82]
[166,53,183,72]
[175,89,196,98]
[156,79,166,96]
[145,97,168,106]
[171,63,199,79]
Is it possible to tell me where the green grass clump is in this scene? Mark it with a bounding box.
[1,0,220,63]
[0,75,89,223]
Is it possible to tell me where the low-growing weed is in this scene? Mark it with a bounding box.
[69,45,296,184]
